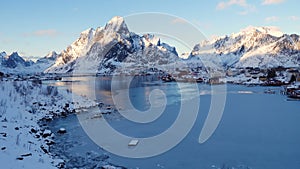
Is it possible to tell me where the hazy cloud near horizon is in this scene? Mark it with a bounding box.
[23,29,60,38]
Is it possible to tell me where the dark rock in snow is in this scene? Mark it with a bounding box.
[0,132,7,137]
[40,145,48,154]
[30,128,38,133]
[16,157,24,160]
[45,139,55,146]
[42,130,52,138]
[21,153,32,157]
[57,128,67,134]
[1,117,7,122]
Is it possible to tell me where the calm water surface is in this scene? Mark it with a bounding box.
[49,76,300,169]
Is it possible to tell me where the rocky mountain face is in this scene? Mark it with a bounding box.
[190,26,300,69]
[45,16,178,74]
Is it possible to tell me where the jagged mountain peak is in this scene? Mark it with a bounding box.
[45,51,57,58]
[75,28,95,45]
[142,34,161,46]
[233,26,283,38]
[81,28,95,35]
[104,16,129,35]
[107,16,124,25]
[79,28,95,42]
[40,51,58,62]
[7,52,21,59]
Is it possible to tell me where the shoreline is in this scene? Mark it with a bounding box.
[0,75,100,168]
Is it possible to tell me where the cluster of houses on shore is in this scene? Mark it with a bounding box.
[1,66,300,99]
[226,67,300,85]
[161,66,300,99]
[225,67,300,99]
[161,67,300,85]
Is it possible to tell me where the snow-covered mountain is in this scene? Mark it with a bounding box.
[46,16,178,74]
[0,51,58,74]
[38,51,58,62]
[26,51,59,73]
[1,52,33,69]
[191,26,300,69]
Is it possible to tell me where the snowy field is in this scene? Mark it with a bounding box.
[0,77,97,169]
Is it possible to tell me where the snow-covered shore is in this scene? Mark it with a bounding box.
[0,77,97,169]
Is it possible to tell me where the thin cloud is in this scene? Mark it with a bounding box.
[1,38,13,43]
[265,16,280,22]
[192,20,212,30]
[171,18,187,24]
[216,0,249,10]
[289,16,300,21]
[20,52,27,56]
[262,0,285,5]
[239,6,256,15]
[216,0,256,15]
[24,29,59,37]
[33,29,59,37]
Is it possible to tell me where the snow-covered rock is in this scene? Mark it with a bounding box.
[42,130,52,138]
[57,128,66,134]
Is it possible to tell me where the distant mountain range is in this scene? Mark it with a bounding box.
[0,51,57,74]
[1,17,300,74]
[1,52,33,68]
[190,26,300,69]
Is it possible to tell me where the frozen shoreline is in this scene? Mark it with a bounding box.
[0,77,98,169]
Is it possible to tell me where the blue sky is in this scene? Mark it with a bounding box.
[0,0,299,57]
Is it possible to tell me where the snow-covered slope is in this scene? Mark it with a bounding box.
[0,76,99,168]
[46,16,178,74]
[191,26,300,68]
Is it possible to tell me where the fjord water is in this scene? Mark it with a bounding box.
[50,76,300,169]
